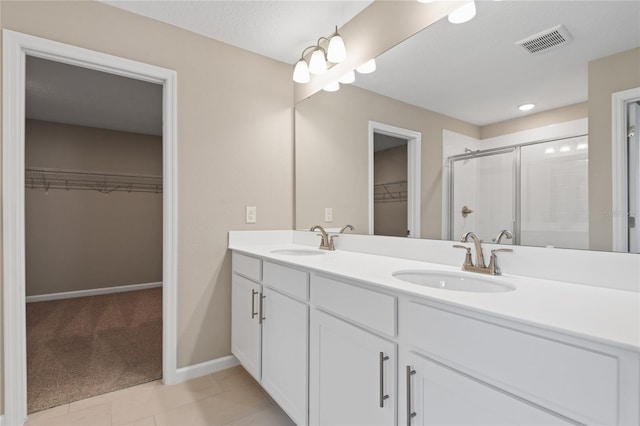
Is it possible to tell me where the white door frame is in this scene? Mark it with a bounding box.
[3,30,178,425]
[368,121,421,238]
[612,87,640,252]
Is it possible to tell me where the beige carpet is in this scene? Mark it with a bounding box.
[26,287,162,413]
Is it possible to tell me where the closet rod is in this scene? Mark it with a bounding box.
[25,167,163,194]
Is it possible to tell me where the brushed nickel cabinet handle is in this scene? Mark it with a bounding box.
[379,352,390,407]
[406,365,417,425]
[259,292,265,324]
[251,289,258,319]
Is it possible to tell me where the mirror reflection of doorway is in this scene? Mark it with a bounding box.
[374,134,409,237]
[629,101,640,253]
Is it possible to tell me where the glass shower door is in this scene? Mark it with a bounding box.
[450,150,515,244]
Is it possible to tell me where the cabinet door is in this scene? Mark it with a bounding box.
[262,288,309,426]
[310,310,396,426]
[231,274,262,380]
[404,352,572,426]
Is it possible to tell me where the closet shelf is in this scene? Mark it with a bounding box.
[25,167,163,194]
[374,180,407,203]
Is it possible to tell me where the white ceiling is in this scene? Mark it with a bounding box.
[353,0,640,126]
[27,1,640,134]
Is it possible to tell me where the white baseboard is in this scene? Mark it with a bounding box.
[174,355,240,383]
[26,281,163,303]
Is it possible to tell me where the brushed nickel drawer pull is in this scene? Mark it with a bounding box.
[406,365,417,425]
[379,352,390,407]
[251,289,258,319]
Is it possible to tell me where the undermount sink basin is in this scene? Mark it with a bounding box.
[270,249,326,256]
[392,270,515,293]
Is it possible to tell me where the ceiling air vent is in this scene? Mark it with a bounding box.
[516,25,572,54]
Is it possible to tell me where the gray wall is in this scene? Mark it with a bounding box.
[25,119,163,296]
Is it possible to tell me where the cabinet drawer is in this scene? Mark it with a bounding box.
[311,275,396,337]
[263,261,309,300]
[404,301,618,425]
[232,252,262,282]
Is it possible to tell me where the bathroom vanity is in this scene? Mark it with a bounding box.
[229,231,640,426]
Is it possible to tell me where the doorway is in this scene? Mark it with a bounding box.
[373,134,409,237]
[368,122,421,238]
[628,101,640,253]
[25,56,164,412]
[612,87,640,253]
[3,30,178,425]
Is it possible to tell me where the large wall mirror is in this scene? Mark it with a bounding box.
[295,0,640,253]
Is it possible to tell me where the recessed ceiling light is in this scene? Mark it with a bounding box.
[577,143,588,150]
[545,147,555,154]
[518,103,535,111]
[559,145,570,152]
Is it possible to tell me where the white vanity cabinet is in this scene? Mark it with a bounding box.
[309,275,397,426]
[399,299,637,426]
[403,352,572,426]
[230,248,639,426]
[231,271,262,380]
[231,252,309,425]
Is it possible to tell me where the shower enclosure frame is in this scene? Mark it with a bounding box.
[446,134,588,245]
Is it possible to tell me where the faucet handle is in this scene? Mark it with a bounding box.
[329,235,338,250]
[488,248,513,275]
[491,248,513,254]
[452,244,473,267]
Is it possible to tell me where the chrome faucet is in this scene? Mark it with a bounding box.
[453,231,512,275]
[310,225,332,250]
[495,229,513,244]
[339,224,355,233]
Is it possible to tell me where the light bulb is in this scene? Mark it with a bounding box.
[448,1,476,24]
[356,59,376,74]
[339,70,355,84]
[293,59,310,83]
[308,49,327,75]
[518,103,535,111]
[323,81,340,92]
[327,34,347,63]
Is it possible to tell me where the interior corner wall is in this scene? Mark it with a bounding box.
[25,119,163,296]
[1,0,295,398]
[588,47,640,251]
[295,84,479,239]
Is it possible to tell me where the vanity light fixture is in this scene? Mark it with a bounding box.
[518,103,535,111]
[323,81,340,92]
[339,70,356,84]
[293,59,310,83]
[292,26,347,83]
[308,48,328,75]
[448,0,477,24]
[356,58,376,74]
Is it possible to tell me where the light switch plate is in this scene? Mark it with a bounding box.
[246,206,256,224]
[325,207,333,222]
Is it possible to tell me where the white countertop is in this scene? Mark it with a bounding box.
[230,242,640,353]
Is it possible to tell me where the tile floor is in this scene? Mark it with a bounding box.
[25,366,295,426]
